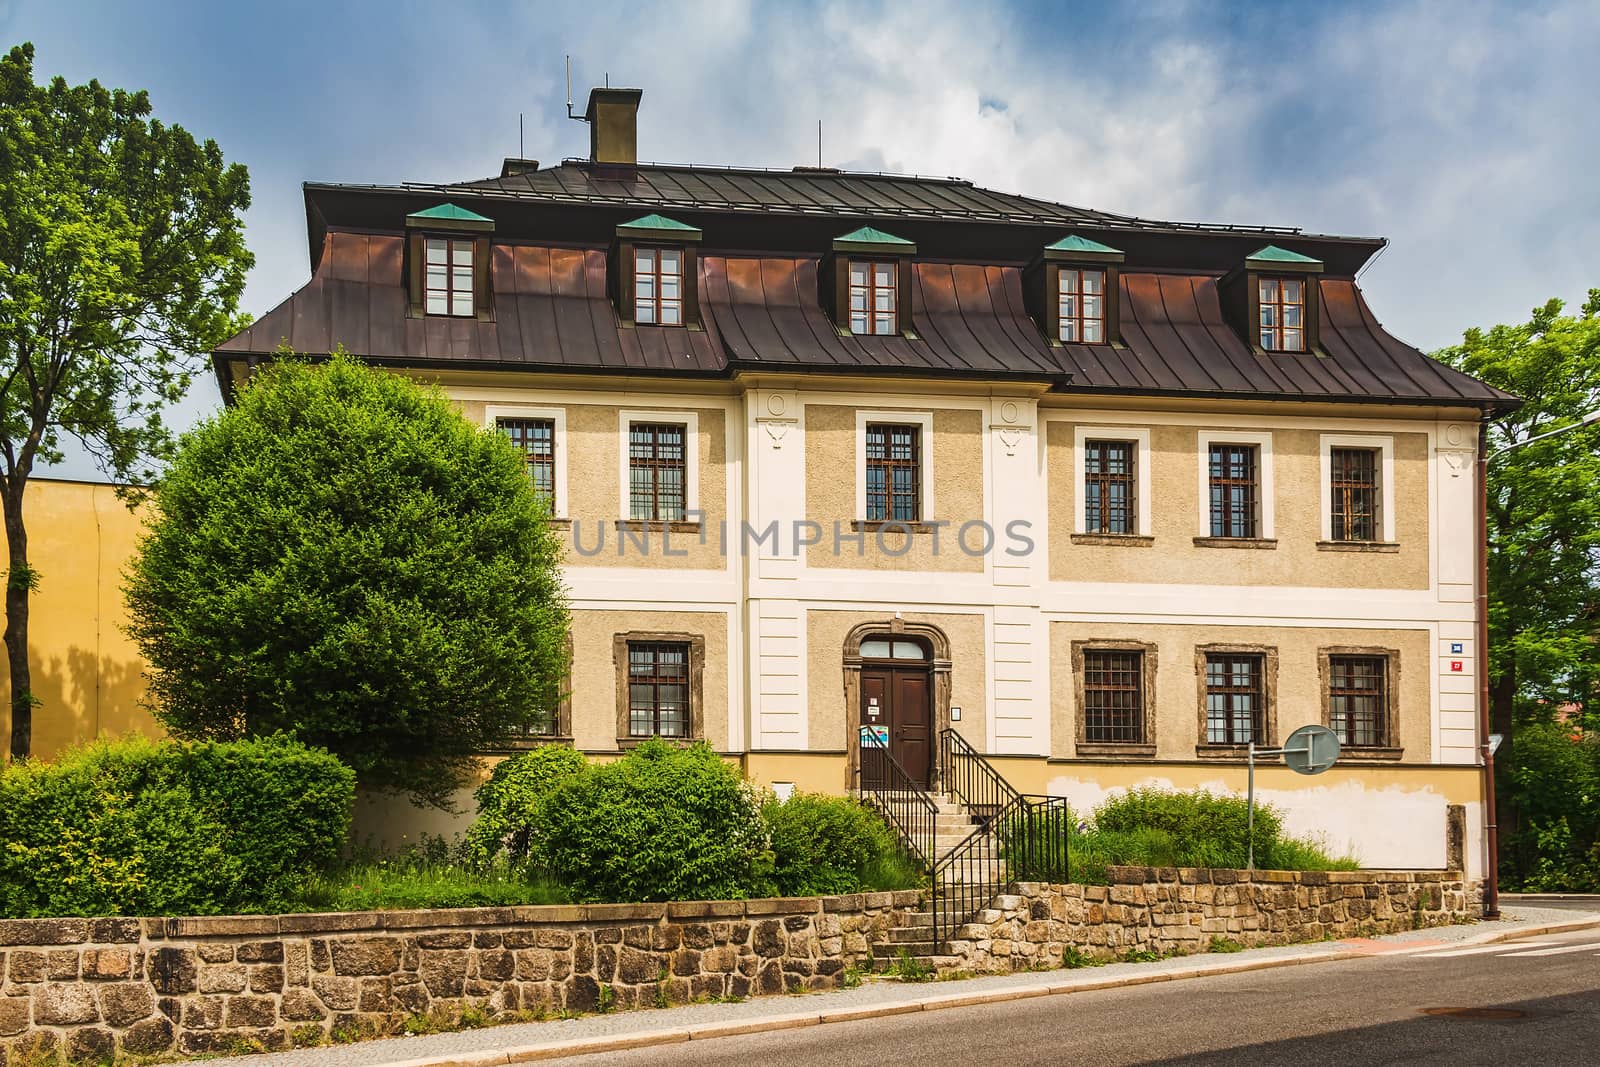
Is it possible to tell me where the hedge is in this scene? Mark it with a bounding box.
[0,735,354,916]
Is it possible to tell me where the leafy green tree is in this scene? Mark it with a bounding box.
[1435,292,1600,738]
[0,43,252,758]
[124,354,570,805]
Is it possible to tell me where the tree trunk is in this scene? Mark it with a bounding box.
[4,484,31,760]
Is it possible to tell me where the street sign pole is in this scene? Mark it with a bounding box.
[1245,725,1342,871]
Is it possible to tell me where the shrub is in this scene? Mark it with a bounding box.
[1502,722,1600,892]
[124,352,570,805]
[538,740,769,902]
[765,792,918,896]
[466,746,590,866]
[0,735,354,916]
[1093,787,1280,870]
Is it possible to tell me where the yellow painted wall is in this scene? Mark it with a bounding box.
[805,608,988,750]
[1047,620,1432,762]
[0,479,161,761]
[803,405,985,572]
[568,608,730,751]
[1045,422,1431,587]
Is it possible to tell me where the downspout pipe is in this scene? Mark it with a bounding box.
[1477,414,1500,919]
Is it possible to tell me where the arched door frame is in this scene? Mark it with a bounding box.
[842,618,953,792]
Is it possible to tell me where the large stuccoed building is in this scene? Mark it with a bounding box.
[10,87,1516,880]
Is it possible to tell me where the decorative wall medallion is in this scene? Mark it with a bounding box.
[1001,401,1019,424]
[766,394,788,417]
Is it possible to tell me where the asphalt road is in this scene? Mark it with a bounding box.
[1499,895,1600,913]
[539,927,1600,1067]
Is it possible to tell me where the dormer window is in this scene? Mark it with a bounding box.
[1030,234,1123,346]
[849,260,898,335]
[425,237,476,317]
[615,215,701,328]
[634,247,683,325]
[1058,267,1106,343]
[1258,276,1305,352]
[827,227,915,337]
[1219,245,1323,354]
[405,202,494,321]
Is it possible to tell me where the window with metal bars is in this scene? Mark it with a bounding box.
[1330,447,1380,542]
[864,423,921,522]
[1258,276,1306,352]
[424,237,475,317]
[628,423,687,521]
[1328,655,1388,747]
[497,417,556,503]
[1205,654,1264,745]
[1208,444,1259,538]
[1085,439,1136,534]
[1058,268,1107,343]
[627,642,690,738]
[848,260,898,335]
[1082,650,1145,743]
[634,247,684,326]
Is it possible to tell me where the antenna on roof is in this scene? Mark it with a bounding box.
[519,112,524,159]
[818,120,822,168]
[565,55,587,123]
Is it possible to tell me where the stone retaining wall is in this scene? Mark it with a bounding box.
[943,867,1469,970]
[0,893,921,1062]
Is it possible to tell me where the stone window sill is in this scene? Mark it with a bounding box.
[616,735,701,750]
[1331,746,1405,762]
[1316,540,1400,553]
[614,519,703,534]
[1193,744,1273,760]
[850,520,937,533]
[1070,533,1154,547]
[1074,743,1157,759]
[480,735,574,753]
[546,517,573,529]
[1193,537,1278,550]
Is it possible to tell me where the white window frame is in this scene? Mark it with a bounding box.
[1196,430,1275,539]
[1073,426,1151,536]
[855,410,935,521]
[619,410,700,521]
[1319,434,1396,543]
[485,405,567,518]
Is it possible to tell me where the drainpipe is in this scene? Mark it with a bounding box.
[1477,414,1500,919]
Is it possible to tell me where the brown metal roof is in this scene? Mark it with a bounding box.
[217,230,1514,409]
[335,160,1338,239]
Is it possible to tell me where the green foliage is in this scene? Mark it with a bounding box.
[0,735,352,917]
[1119,947,1164,964]
[1061,944,1106,969]
[764,792,921,896]
[0,43,253,759]
[1094,788,1280,870]
[124,353,570,805]
[289,858,567,913]
[1207,935,1245,954]
[466,746,590,866]
[1501,722,1600,891]
[1066,789,1356,884]
[538,740,769,903]
[889,948,934,982]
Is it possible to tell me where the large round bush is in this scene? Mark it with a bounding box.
[0,735,353,916]
[466,745,590,866]
[124,353,569,804]
[539,740,768,902]
[764,792,906,896]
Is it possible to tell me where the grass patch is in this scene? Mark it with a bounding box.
[887,948,935,982]
[286,852,568,912]
[1061,944,1106,969]
[861,847,928,892]
[1118,947,1165,964]
[1207,935,1245,954]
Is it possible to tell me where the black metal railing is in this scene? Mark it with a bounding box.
[938,728,1023,827]
[857,743,939,869]
[931,793,1072,947]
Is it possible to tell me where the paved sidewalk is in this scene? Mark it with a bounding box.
[207,905,1600,1067]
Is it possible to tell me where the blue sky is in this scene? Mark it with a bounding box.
[7,0,1598,479]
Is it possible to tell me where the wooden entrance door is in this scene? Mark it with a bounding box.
[860,663,933,788]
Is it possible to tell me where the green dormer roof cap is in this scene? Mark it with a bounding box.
[1042,233,1125,264]
[833,225,916,255]
[405,202,495,231]
[617,214,703,241]
[1246,245,1323,271]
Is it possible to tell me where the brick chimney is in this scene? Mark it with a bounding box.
[586,87,642,173]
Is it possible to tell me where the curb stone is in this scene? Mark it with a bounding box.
[234,913,1600,1067]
